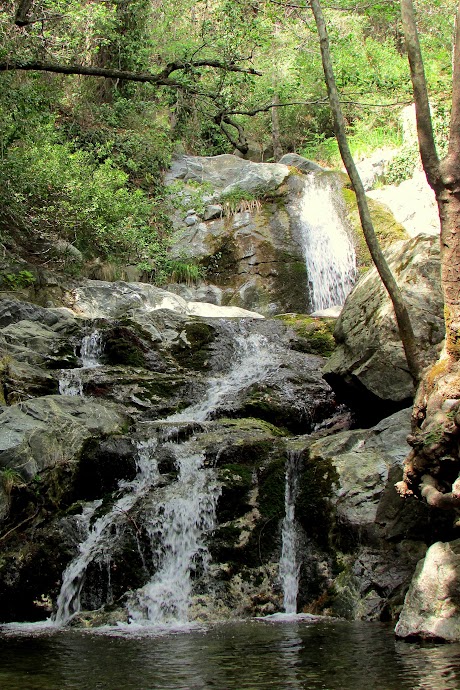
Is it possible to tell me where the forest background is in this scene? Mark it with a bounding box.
[0,0,455,284]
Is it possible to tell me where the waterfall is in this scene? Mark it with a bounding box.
[167,331,280,423]
[279,452,301,614]
[53,440,159,625]
[80,330,104,368]
[298,174,357,312]
[127,445,220,625]
[58,330,103,396]
[53,327,281,628]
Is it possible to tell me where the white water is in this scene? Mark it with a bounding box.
[167,331,280,423]
[53,440,159,625]
[298,174,357,312]
[279,452,301,614]
[53,327,283,628]
[128,445,220,626]
[58,330,103,396]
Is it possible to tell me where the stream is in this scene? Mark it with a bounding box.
[1,620,460,689]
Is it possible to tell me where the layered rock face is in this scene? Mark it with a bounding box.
[164,154,357,315]
[0,283,340,623]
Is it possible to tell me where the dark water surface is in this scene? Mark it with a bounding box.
[1,619,460,690]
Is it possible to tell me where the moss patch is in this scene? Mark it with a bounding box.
[275,314,336,356]
[104,326,146,367]
[170,320,216,370]
[342,188,408,272]
[296,451,339,549]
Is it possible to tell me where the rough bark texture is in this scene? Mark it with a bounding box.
[14,0,33,26]
[397,1,460,507]
[309,0,421,384]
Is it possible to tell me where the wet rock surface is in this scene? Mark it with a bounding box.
[323,234,444,420]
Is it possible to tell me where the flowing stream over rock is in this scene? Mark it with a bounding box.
[298,174,357,311]
[53,324,284,628]
[279,452,301,614]
[58,330,104,396]
[53,439,160,625]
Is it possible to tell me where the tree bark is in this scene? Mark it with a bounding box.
[309,0,421,384]
[14,0,34,27]
[397,1,460,507]
[0,60,261,84]
[271,93,283,160]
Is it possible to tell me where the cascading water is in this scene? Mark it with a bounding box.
[297,173,357,312]
[127,445,220,625]
[167,331,280,423]
[279,452,301,614]
[53,439,159,625]
[53,325,281,628]
[58,330,103,396]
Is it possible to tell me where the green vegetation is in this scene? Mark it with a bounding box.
[275,314,336,356]
[0,270,35,290]
[0,0,454,279]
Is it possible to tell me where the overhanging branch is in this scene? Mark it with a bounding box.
[0,59,262,85]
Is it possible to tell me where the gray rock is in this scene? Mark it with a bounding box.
[166,154,290,197]
[307,407,413,532]
[323,234,444,408]
[278,153,325,173]
[71,280,263,320]
[395,540,460,641]
[204,204,223,221]
[0,395,127,479]
[185,215,198,226]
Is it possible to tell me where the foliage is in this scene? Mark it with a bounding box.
[0,270,35,290]
[0,0,456,276]
[220,188,262,216]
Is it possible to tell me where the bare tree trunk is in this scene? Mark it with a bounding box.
[14,0,33,26]
[271,93,283,160]
[309,0,421,384]
[397,1,460,505]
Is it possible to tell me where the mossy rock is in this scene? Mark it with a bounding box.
[104,326,147,367]
[217,463,254,522]
[342,188,408,272]
[170,320,216,370]
[275,314,336,356]
[296,451,339,549]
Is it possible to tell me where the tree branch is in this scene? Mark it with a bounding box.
[420,474,460,509]
[0,59,261,85]
[444,1,460,186]
[400,0,441,190]
[309,0,421,383]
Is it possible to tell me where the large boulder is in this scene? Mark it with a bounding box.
[295,408,453,621]
[395,540,460,642]
[71,280,264,320]
[165,153,290,196]
[165,154,317,315]
[0,395,127,480]
[323,234,444,420]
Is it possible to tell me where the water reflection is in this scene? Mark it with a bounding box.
[1,620,460,690]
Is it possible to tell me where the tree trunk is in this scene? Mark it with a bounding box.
[397,0,460,504]
[309,0,421,384]
[271,94,283,160]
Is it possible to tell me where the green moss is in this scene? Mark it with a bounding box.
[219,463,253,489]
[342,188,408,272]
[258,458,286,521]
[275,314,336,356]
[104,327,146,367]
[296,452,339,549]
[171,320,216,370]
[217,417,287,437]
